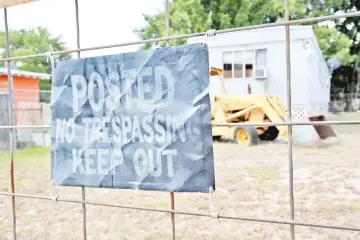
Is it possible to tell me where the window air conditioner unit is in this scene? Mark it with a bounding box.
[255,68,267,79]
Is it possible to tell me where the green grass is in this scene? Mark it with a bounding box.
[0,146,50,169]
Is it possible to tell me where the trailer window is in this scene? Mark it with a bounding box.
[256,49,267,69]
[234,51,243,78]
[223,49,266,79]
[244,50,254,78]
[223,52,233,79]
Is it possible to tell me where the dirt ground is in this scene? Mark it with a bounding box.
[1,113,360,240]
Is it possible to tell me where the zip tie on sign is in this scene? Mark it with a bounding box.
[202,29,216,48]
[208,186,218,219]
[51,180,59,202]
[45,51,55,70]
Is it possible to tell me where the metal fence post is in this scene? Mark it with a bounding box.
[170,192,175,240]
[74,0,87,239]
[165,0,170,45]
[164,1,176,239]
[4,7,17,240]
[283,0,296,239]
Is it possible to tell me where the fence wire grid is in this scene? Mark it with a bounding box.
[0,0,360,239]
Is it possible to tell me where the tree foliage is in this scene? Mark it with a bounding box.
[134,0,355,66]
[0,27,71,74]
[334,0,360,54]
[314,25,356,65]
[135,0,212,49]
[0,27,71,102]
[200,0,284,29]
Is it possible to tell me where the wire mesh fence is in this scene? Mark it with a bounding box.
[330,93,360,113]
[0,0,360,239]
[0,89,51,149]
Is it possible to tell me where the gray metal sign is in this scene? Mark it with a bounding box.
[50,43,215,192]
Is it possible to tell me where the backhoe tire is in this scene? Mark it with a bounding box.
[258,126,279,141]
[213,136,222,141]
[233,127,259,146]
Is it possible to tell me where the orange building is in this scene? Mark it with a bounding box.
[0,68,50,125]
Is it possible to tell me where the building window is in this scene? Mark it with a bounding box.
[244,50,254,78]
[223,49,267,79]
[234,51,243,78]
[255,49,267,69]
[223,51,232,79]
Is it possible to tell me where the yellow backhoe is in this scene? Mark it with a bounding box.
[209,67,336,146]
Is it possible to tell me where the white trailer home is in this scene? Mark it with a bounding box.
[188,26,338,146]
[188,26,331,122]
